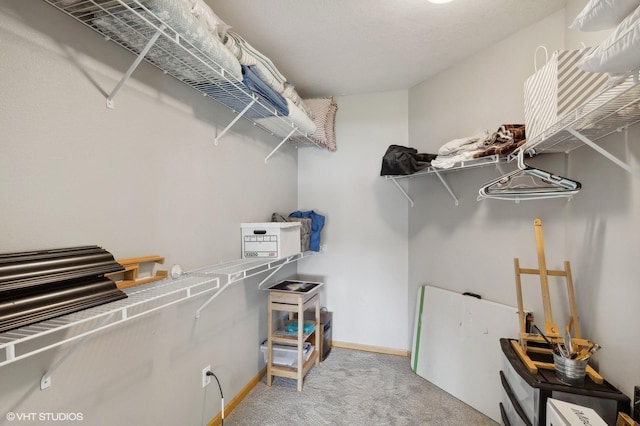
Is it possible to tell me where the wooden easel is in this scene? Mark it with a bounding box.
[511,218,603,384]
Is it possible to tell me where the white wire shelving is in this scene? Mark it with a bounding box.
[385,154,510,206]
[42,0,320,162]
[388,71,640,205]
[0,251,313,387]
[180,251,315,318]
[512,70,640,176]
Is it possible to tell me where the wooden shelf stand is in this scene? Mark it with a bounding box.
[266,288,320,391]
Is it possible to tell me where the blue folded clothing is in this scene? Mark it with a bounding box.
[242,65,289,116]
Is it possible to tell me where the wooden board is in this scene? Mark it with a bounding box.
[106,255,167,289]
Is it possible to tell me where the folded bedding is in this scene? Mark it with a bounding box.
[144,0,242,79]
[223,30,287,92]
[437,131,489,156]
[199,68,309,131]
[242,65,289,116]
[185,0,231,40]
[255,98,317,137]
[198,81,283,119]
[223,30,313,120]
[92,13,202,83]
[91,0,242,82]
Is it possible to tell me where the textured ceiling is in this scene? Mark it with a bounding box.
[206,0,567,98]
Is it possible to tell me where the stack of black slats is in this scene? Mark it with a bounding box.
[0,246,127,333]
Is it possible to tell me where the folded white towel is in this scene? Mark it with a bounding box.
[437,131,489,156]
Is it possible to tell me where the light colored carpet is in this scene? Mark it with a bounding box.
[224,347,498,426]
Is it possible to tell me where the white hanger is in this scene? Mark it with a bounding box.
[477,151,581,201]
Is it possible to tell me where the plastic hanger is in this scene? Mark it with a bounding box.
[477,151,581,201]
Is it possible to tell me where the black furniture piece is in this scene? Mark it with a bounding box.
[499,338,630,425]
[318,310,332,361]
[303,309,332,361]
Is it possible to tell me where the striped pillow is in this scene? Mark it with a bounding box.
[301,97,338,152]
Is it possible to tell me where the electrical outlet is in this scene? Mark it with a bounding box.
[202,365,211,388]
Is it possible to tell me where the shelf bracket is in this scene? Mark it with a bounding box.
[4,342,15,365]
[106,26,165,109]
[40,312,116,390]
[388,177,415,207]
[264,127,298,163]
[194,256,300,317]
[566,128,640,176]
[215,97,257,145]
[195,280,234,319]
[432,169,459,206]
[257,263,285,289]
[194,261,286,317]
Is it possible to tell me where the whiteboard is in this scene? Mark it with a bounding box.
[410,285,520,423]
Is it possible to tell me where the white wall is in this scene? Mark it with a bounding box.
[297,91,410,351]
[0,1,298,424]
[565,124,640,401]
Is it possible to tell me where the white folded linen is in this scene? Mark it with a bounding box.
[437,131,489,156]
[255,98,317,138]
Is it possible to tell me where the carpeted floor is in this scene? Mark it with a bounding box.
[224,347,498,426]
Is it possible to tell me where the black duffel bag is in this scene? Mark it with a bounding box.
[380,145,437,176]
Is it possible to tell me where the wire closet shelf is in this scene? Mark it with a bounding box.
[43,0,320,153]
[511,70,640,175]
[0,251,313,377]
[388,70,640,205]
[384,154,510,206]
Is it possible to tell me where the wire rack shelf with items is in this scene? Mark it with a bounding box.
[171,251,316,318]
[385,154,510,206]
[42,0,322,161]
[0,250,313,388]
[513,70,640,176]
[0,273,220,386]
